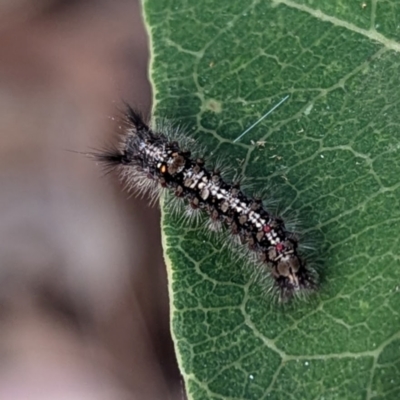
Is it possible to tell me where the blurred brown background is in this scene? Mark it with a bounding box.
[0,0,181,399]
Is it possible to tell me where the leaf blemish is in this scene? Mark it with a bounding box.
[304,103,314,116]
[204,98,222,113]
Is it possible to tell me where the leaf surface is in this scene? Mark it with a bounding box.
[144,1,400,398]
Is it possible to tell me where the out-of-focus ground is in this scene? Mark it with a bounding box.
[0,1,182,399]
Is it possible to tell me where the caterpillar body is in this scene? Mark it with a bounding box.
[97,106,317,300]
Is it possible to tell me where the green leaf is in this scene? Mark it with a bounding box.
[143,1,400,399]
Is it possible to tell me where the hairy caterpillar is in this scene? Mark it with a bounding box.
[96,106,317,300]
